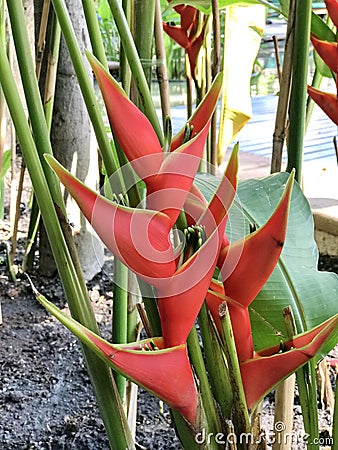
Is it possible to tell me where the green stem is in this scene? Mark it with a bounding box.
[187,326,221,449]
[286,0,312,183]
[106,0,163,143]
[0,181,4,219]
[43,12,61,131]
[6,0,64,211]
[24,11,61,272]
[219,302,250,445]
[112,259,129,399]
[138,278,162,337]
[284,307,318,448]
[22,197,40,272]
[154,0,170,129]
[50,0,123,187]
[171,410,203,450]
[126,271,139,343]
[0,0,5,188]
[120,0,132,93]
[0,38,134,450]
[198,303,233,418]
[295,364,320,450]
[307,361,320,450]
[82,0,108,70]
[133,0,155,90]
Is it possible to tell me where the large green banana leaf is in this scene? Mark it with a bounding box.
[196,171,338,353]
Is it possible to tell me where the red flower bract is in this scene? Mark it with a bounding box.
[206,173,294,362]
[88,53,222,227]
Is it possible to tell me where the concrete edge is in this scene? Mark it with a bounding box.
[313,211,338,256]
[313,211,338,237]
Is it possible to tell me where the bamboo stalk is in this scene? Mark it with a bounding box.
[186,55,193,119]
[272,375,296,450]
[43,12,61,129]
[154,0,170,129]
[316,359,334,414]
[225,420,238,450]
[271,0,296,174]
[9,158,25,265]
[6,22,19,270]
[35,0,51,80]
[272,35,282,84]
[7,33,18,233]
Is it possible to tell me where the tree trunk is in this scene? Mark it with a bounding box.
[37,0,104,280]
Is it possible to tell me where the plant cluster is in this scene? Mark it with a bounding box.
[0,0,337,449]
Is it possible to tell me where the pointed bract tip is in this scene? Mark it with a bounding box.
[44,153,62,174]
[86,51,127,98]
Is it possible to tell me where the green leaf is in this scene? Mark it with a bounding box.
[97,0,112,22]
[310,13,336,79]
[167,0,282,15]
[195,172,250,241]
[311,11,336,42]
[0,149,11,180]
[313,48,334,79]
[277,0,289,17]
[196,172,338,353]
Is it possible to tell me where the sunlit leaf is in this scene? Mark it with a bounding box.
[217,4,265,164]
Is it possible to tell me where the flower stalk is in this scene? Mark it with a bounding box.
[219,301,251,443]
[286,0,312,182]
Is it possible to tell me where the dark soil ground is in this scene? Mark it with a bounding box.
[0,237,184,450]
[0,213,337,449]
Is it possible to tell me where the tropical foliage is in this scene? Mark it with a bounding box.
[0,0,337,449]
